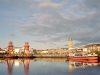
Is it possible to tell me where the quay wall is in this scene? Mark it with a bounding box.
[34,54,67,58]
[0,54,67,58]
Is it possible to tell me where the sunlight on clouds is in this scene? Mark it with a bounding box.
[39,1,62,8]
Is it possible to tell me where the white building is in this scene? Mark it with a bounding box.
[0,49,6,53]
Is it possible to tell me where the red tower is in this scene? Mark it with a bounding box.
[7,41,14,55]
[24,42,30,55]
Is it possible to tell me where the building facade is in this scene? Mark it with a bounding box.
[84,44,100,52]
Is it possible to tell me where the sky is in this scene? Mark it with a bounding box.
[0,0,100,49]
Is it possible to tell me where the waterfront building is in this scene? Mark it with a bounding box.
[36,48,69,55]
[47,49,60,54]
[84,44,100,52]
[14,47,24,54]
[69,48,88,53]
[0,48,6,53]
[60,48,69,54]
[33,49,37,54]
[4,47,34,54]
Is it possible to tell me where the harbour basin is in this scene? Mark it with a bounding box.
[0,58,100,75]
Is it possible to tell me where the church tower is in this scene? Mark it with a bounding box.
[68,39,73,48]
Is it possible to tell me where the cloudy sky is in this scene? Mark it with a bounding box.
[0,0,100,49]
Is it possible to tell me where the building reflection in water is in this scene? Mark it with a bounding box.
[34,58,67,62]
[14,60,19,67]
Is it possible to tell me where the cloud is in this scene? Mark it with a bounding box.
[84,0,100,10]
[38,1,62,8]
[3,0,100,47]
[8,33,15,36]
[33,40,47,43]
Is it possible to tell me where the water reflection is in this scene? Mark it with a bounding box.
[68,60,99,73]
[22,59,30,74]
[14,60,19,67]
[3,58,31,75]
[0,58,99,75]
[6,59,14,75]
[34,58,67,62]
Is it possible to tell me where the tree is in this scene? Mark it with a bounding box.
[92,49,100,55]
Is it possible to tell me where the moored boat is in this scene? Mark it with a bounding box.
[68,52,88,61]
[87,53,98,60]
[68,48,98,61]
[68,56,87,60]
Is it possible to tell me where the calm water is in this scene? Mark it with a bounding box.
[0,58,100,75]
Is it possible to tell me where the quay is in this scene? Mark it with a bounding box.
[0,54,67,58]
[33,54,67,58]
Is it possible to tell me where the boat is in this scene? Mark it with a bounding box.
[86,59,98,63]
[68,54,98,60]
[68,49,98,61]
[87,53,98,60]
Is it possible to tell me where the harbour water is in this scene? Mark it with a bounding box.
[0,58,100,75]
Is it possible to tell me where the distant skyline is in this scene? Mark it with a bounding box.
[0,0,100,49]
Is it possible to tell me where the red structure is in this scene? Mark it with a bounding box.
[24,42,30,55]
[7,41,14,55]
